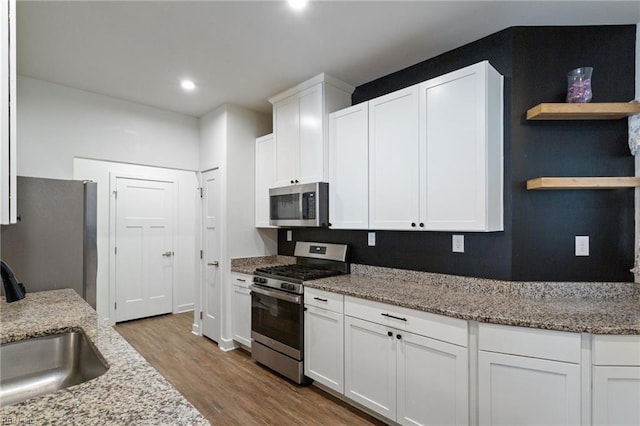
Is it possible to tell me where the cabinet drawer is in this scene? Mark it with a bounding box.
[593,334,640,366]
[305,288,344,313]
[344,296,467,347]
[231,273,252,289]
[479,323,581,364]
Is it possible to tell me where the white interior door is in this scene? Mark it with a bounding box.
[114,177,174,322]
[202,169,221,343]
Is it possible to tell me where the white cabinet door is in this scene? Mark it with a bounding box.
[329,103,369,229]
[345,315,397,420]
[397,331,469,426]
[273,95,300,187]
[369,86,420,230]
[298,84,325,184]
[478,351,581,426]
[255,134,275,228]
[592,366,640,426]
[419,61,503,232]
[231,273,251,348]
[304,305,344,393]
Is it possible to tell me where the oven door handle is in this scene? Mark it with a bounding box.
[249,284,302,304]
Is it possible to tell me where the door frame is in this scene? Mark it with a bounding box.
[108,171,178,325]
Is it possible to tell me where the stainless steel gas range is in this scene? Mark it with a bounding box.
[250,241,350,384]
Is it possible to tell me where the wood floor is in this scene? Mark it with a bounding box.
[115,312,386,426]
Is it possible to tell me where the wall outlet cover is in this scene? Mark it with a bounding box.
[575,235,589,256]
[452,235,464,253]
[368,232,376,246]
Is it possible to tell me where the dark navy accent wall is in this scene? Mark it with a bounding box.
[510,26,636,281]
[278,25,636,282]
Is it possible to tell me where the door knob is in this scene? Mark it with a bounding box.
[162,251,173,257]
[208,261,219,267]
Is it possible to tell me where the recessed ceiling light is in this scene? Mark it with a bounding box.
[288,0,308,11]
[181,79,196,91]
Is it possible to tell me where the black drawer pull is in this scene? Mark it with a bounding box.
[381,313,408,322]
[314,297,328,302]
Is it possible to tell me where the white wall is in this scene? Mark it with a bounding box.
[17,76,199,179]
[74,159,199,324]
[17,76,201,320]
[227,104,275,258]
[196,104,276,347]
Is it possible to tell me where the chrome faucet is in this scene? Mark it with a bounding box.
[1,260,25,303]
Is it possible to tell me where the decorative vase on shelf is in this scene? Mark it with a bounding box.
[566,67,593,103]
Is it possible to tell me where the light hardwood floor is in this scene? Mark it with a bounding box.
[115,312,385,426]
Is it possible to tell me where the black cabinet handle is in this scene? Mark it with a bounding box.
[313,297,328,302]
[396,334,402,340]
[290,180,294,184]
[381,313,408,322]
[419,223,424,228]
[411,222,416,227]
[387,331,393,337]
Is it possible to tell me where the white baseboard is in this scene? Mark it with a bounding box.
[218,337,237,352]
[175,303,195,314]
[191,323,201,335]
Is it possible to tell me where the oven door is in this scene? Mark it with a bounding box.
[250,284,304,360]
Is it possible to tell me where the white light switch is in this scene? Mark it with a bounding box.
[575,236,589,256]
[368,232,376,246]
[452,235,464,253]
[286,230,292,241]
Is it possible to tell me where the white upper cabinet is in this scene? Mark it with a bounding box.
[369,86,421,230]
[270,73,353,188]
[328,60,503,232]
[1,0,16,224]
[255,134,275,228]
[419,61,503,232]
[328,103,369,229]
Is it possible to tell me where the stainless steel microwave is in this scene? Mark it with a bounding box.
[269,182,328,227]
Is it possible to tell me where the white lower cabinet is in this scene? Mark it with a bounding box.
[478,323,581,426]
[231,273,252,348]
[478,351,581,426]
[397,330,468,426]
[592,335,640,426]
[344,297,469,425]
[304,288,345,393]
[303,288,634,426]
[344,316,397,419]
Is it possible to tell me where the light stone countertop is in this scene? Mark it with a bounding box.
[0,289,209,425]
[232,257,640,335]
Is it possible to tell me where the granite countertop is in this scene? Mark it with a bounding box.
[0,289,209,425]
[231,257,640,335]
[231,255,295,275]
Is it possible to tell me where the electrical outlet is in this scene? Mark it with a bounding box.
[452,235,464,253]
[286,230,292,242]
[575,236,589,256]
[368,232,376,247]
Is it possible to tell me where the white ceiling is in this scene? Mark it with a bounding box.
[16,1,640,117]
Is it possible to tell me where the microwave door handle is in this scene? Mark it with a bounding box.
[249,285,302,304]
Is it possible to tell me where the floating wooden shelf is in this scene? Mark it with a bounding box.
[526,103,640,120]
[527,177,640,190]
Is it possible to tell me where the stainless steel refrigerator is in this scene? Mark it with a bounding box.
[0,176,97,308]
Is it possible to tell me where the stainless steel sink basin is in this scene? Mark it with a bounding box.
[0,331,109,406]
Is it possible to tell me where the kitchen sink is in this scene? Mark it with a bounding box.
[0,331,109,407]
